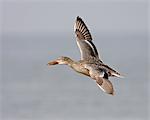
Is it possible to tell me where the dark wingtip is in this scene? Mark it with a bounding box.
[75,16,92,41]
[76,16,81,20]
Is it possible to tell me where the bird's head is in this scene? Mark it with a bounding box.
[47,56,73,66]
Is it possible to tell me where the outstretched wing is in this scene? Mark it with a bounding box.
[96,77,114,95]
[74,16,99,60]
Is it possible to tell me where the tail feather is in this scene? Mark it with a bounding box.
[101,64,124,78]
[111,71,124,78]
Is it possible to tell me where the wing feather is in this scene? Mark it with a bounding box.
[96,77,114,95]
[74,16,99,60]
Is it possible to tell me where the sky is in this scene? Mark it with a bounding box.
[3,0,147,34]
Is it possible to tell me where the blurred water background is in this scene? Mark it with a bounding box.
[1,0,149,120]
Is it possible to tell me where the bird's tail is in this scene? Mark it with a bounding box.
[101,64,124,78]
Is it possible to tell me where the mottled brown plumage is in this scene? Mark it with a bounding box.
[48,16,123,95]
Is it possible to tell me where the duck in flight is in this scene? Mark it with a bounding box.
[48,16,123,95]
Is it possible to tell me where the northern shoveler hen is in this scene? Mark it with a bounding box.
[48,16,123,95]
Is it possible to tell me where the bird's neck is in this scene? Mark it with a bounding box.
[66,59,81,72]
[66,58,75,67]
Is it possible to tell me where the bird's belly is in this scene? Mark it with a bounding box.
[72,65,90,76]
